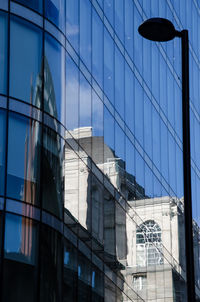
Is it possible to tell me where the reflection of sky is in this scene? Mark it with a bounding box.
[4,214,22,253]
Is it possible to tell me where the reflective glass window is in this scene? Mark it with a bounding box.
[92,265,104,302]
[45,33,65,122]
[135,79,144,147]
[92,175,103,244]
[4,213,38,264]
[40,225,62,302]
[45,0,65,31]
[64,240,77,301]
[104,107,114,155]
[144,94,152,159]
[66,0,79,52]
[125,0,133,58]
[42,126,63,218]
[125,137,135,194]
[66,54,79,131]
[0,109,6,196]
[115,122,125,166]
[104,29,114,105]
[92,8,103,88]
[92,92,103,164]
[152,106,160,170]
[14,0,43,13]
[0,12,7,95]
[80,0,92,71]
[10,16,42,107]
[104,189,115,258]
[80,74,91,128]
[105,276,116,301]
[133,5,143,72]
[115,0,124,43]
[115,47,124,118]
[78,252,91,301]
[104,0,114,26]
[125,63,134,133]
[3,213,38,302]
[7,113,41,205]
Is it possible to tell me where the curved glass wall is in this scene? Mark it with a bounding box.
[0,0,200,301]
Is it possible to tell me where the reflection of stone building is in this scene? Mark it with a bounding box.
[65,127,200,302]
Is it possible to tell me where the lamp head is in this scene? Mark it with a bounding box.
[138,18,178,42]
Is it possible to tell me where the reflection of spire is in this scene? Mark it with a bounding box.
[44,56,58,119]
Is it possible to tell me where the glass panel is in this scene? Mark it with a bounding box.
[10,16,42,106]
[125,0,133,58]
[45,0,65,31]
[104,0,114,26]
[42,126,63,218]
[4,213,38,264]
[66,54,79,131]
[104,188,115,259]
[105,276,116,302]
[0,109,6,195]
[78,251,91,302]
[66,0,79,52]
[114,0,124,43]
[125,62,134,133]
[64,239,77,301]
[92,8,103,88]
[104,29,114,105]
[40,225,62,302]
[45,33,65,122]
[92,91,103,164]
[115,46,124,118]
[0,11,7,95]
[14,0,43,13]
[7,113,41,205]
[92,175,103,244]
[80,0,91,71]
[92,265,104,302]
[3,215,38,301]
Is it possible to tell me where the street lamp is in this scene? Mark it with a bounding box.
[138,18,195,301]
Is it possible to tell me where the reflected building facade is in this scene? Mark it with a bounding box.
[0,0,200,301]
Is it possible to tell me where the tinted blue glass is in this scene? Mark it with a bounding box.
[115,0,124,43]
[0,12,7,95]
[167,68,175,128]
[160,120,169,182]
[92,8,103,88]
[135,79,143,146]
[125,63,134,132]
[104,29,114,105]
[125,137,135,178]
[42,127,63,218]
[80,0,91,70]
[125,0,133,58]
[104,107,114,151]
[92,91,103,137]
[10,16,42,106]
[45,0,65,31]
[115,47,124,118]
[115,123,125,166]
[159,55,167,115]
[66,0,79,52]
[133,5,143,72]
[80,74,91,128]
[104,0,114,26]
[145,163,153,198]
[4,213,37,264]
[135,150,144,189]
[168,133,176,194]
[45,33,65,122]
[15,0,43,13]
[144,95,152,158]
[66,54,79,131]
[151,44,159,103]
[7,113,41,205]
[0,109,6,195]
[152,106,160,170]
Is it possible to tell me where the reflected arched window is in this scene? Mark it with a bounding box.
[136,220,163,267]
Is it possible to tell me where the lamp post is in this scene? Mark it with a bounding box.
[138,18,195,301]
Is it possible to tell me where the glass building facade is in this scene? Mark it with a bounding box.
[0,0,200,301]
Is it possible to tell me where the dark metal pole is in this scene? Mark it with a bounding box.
[181,29,196,301]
